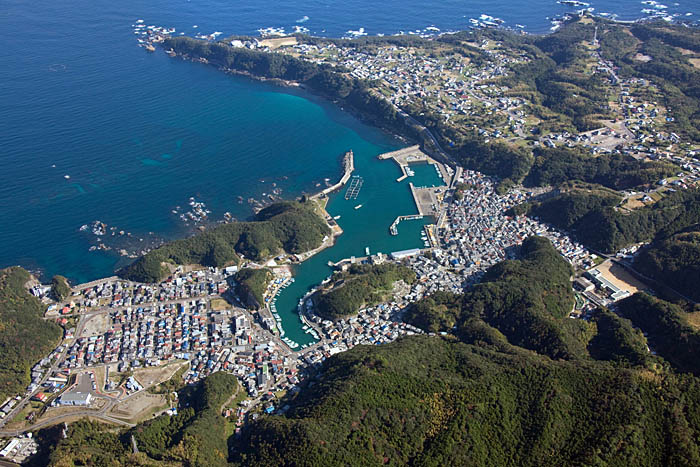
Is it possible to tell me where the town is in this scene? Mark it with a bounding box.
[1,147,639,453]
[2,18,700,462]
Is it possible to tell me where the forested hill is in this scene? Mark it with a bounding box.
[633,228,700,302]
[312,263,416,320]
[232,336,700,466]
[618,292,700,375]
[0,267,62,403]
[119,201,330,283]
[515,187,700,254]
[405,236,588,360]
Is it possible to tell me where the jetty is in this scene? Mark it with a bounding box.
[377,145,452,184]
[389,214,424,235]
[312,150,354,199]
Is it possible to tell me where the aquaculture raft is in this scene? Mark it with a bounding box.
[344,175,363,200]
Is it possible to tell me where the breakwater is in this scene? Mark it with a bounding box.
[312,150,355,199]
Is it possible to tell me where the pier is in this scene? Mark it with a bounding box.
[377,145,453,186]
[389,214,424,235]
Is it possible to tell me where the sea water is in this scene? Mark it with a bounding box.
[2,0,698,344]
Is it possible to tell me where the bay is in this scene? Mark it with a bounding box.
[2,0,698,346]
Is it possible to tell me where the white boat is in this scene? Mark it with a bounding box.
[365,247,370,255]
[333,215,341,220]
[354,204,362,210]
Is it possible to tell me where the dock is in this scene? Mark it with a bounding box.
[389,214,424,235]
[377,145,452,185]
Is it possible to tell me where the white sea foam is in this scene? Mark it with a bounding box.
[344,27,367,38]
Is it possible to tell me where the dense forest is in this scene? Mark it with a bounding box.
[405,237,589,360]
[634,228,700,302]
[233,268,272,309]
[617,292,700,375]
[50,275,71,302]
[524,148,675,190]
[312,263,416,320]
[587,308,651,367]
[119,201,329,283]
[232,336,700,466]
[0,267,62,403]
[516,188,700,253]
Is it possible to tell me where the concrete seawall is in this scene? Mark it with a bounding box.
[73,276,120,292]
[377,145,421,161]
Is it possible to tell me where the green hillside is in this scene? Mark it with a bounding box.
[232,336,700,466]
[618,292,700,375]
[0,267,62,402]
[634,229,700,302]
[515,188,700,254]
[405,236,588,359]
[234,268,273,309]
[119,201,330,283]
[313,263,416,320]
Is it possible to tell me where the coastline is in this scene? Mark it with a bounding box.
[168,47,422,150]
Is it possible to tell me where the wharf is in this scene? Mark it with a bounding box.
[377,145,452,186]
[409,182,443,217]
[389,214,424,235]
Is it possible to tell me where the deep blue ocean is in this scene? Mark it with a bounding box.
[2,0,699,284]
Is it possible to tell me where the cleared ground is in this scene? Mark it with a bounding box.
[597,260,648,294]
[685,312,700,331]
[210,298,229,311]
[80,313,110,337]
[109,392,168,423]
[133,360,188,388]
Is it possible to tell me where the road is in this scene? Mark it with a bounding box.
[0,310,90,431]
[0,294,198,435]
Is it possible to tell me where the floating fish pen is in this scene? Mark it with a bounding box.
[344,175,364,200]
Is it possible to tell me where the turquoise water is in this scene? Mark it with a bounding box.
[273,151,434,347]
[3,0,698,343]
[409,163,446,188]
